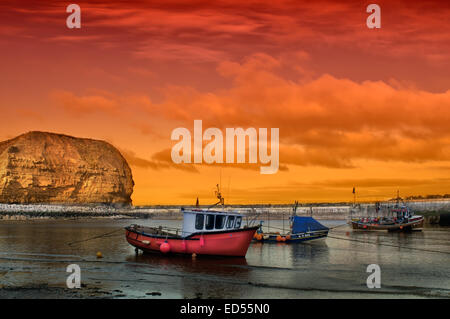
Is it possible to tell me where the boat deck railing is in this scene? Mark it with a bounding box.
[129,224,186,237]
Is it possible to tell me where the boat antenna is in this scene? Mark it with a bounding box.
[227,175,231,205]
[396,189,401,207]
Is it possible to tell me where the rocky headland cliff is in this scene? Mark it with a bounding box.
[0,131,134,205]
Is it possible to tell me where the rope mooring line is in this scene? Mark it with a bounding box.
[327,234,450,255]
[66,228,124,246]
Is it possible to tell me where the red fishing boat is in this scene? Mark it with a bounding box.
[125,185,258,257]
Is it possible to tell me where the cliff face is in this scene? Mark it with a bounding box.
[0,132,134,205]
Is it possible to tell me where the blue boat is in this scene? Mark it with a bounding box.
[253,202,329,243]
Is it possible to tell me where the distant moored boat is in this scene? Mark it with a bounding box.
[350,192,424,231]
[252,201,329,243]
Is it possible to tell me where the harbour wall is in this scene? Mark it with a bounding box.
[0,200,449,224]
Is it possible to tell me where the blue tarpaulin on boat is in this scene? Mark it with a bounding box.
[291,216,329,233]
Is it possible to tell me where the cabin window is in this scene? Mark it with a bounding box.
[195,214,204,230]
[235,216,242,228]
[215,215,225,229]
[226,216,235,228]
[205,214,215,230]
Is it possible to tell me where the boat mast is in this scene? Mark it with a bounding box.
[215,184,225,207]
[396,189,400,208]
[208,184,225,210]
[292,201,298,217]
[290,201,299,231]
[219,170,224,211]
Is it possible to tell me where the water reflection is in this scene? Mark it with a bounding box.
[126,253,249,277]
[248,239,329,268]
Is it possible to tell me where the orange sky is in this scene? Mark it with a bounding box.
[1,0,450,205]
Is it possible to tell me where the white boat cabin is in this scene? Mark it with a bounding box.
[181,208,244,237]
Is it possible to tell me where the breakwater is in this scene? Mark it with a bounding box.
[0,200,449,224]
[0,203,351,220]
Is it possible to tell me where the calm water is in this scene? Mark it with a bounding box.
[0,219,449,298]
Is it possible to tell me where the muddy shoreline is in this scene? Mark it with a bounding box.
[0,284,164,299]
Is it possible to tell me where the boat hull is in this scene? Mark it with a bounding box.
[253,230,328,243]
[125,226,259,257]
[351,216,424,231]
